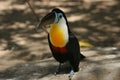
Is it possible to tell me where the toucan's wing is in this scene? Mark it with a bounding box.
[67,33,85,71]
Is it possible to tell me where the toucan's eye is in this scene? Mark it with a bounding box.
[59,15,62,18]
[57,13,63,19]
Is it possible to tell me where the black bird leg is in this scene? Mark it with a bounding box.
[55,63,61,75]
[69,69,74,80]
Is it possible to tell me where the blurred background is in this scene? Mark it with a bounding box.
[0,0,120,71]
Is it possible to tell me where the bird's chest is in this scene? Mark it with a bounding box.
[49,24,68,47]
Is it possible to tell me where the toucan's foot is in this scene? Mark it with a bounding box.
[54,63,61,75]
[69,70,74,80]
[55,69,60,75]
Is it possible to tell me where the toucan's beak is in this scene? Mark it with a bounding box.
[36,11,56,30]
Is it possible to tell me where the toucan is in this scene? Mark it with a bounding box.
[36,8,85,80]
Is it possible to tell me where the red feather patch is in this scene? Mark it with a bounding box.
[52,46,67,54]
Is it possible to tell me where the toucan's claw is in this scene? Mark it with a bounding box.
[54,63,61,75]
[69,69,74,80]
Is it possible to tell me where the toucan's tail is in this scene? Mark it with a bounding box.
[80,53,85,60]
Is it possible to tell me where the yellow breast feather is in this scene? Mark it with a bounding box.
[50,23,68,47]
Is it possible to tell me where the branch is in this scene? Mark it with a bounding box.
[26,0,40,22]
[25,0,48,34]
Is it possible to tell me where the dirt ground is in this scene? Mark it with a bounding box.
[0,0,120,80]
[0,47,120,80]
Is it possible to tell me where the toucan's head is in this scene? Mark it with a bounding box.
[36,8,68,30]
[37,8,69,47]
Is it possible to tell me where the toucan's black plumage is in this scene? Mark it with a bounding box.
[37,8,85,79]
[48,32,85,72]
